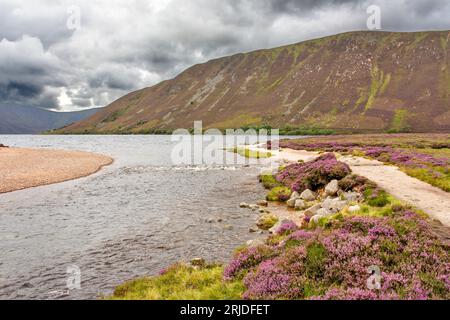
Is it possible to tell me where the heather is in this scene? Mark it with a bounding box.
[278,134,450,192]
[225,210,450,300]
[276,153,351,192]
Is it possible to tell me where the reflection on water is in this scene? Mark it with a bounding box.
[0,135,269,299]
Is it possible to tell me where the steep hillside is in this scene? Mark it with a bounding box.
[0,106,101,134]
[57,31,450,134]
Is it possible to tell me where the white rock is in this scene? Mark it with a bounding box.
[348,205,361,213]
[342,192,361,202]
[316,208,333,217]
[239,202,250,208]
[290,191,301,200]
[322,198,347,213]
[325,180,340,196]
[300,189,316,201]
[311,214,324,224]
[287,198,296,208]
[295,199,307,210]
[304,203,322,217]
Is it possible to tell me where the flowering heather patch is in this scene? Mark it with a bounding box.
[223,245,279,281]
[225,212,450,300]
[276,153,351,192]
[279,134,450,192]
[275,220,299,235]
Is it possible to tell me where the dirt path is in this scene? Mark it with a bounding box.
[253,146,450,227]
[0,147,113,194]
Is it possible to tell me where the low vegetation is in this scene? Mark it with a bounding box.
[278,134,450,192]
[110,263,244,300]
[231,147,272,159]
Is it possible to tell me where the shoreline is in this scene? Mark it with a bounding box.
[0,147,113,194]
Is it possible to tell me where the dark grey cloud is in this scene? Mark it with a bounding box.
[0,0,449,111]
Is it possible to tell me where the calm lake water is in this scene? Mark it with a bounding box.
[0,135,281,300]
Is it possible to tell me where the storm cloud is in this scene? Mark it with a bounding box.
[0,0,449,111]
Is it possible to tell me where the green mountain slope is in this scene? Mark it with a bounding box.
[57,31,450,134]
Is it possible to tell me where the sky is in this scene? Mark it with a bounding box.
[0,0,449,112]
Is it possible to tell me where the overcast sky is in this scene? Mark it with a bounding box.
[0,0,449,112]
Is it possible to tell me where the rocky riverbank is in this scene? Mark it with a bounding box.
[110,151,450,300]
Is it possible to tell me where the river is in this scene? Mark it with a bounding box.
[0,135,274,299]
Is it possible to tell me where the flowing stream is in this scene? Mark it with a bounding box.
[0,135,273,299]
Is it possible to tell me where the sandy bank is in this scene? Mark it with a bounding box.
[0,147,113,193]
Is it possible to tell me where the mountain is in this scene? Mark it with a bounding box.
[56,31,450,134]
[0,105,101,134]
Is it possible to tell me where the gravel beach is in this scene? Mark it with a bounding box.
[0,147,113,193]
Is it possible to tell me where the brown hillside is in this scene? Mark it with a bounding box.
[57,31,450,134]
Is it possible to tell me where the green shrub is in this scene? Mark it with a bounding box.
[266,186,292,202]
[259,174,281,189]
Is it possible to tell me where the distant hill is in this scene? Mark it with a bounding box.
[0,106,101,134]
[56,30,450,134]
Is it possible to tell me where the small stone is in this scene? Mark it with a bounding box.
[325,180,340,196]
[300,189,316,201]
[249,204,260,211]
[257,200,268,207]
[249,227,259,233]
[287,198,296,208]
[294,199,307,210]
[239,202,250,208]
[191,258,206,267]
[304,203,322,217]
[348,205,361,213]
[224,225,234,230]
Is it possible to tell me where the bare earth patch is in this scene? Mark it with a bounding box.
[0,147,113,193]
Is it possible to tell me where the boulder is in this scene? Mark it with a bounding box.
[286,191,301,208]
[311,214,325,224]
[300,189,316,201]
[295,199,307,210]
[325,180,340,196]
[322,197,347,213]
[316,208,333,217]
[286,198,296,208]
[249,204,259,211]
[291,191,301,199]
[342,192,361,202]
[304,203,322,217]
[348,205,361,213]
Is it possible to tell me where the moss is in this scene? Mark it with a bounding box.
[364,65,385,112]
[402,167,450,192]
[109,264,244,300]
[388,109,411,133]
[259,174,282,189]
[257,214,279,230]
[364,188,391,207]
[266,186,292,202]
